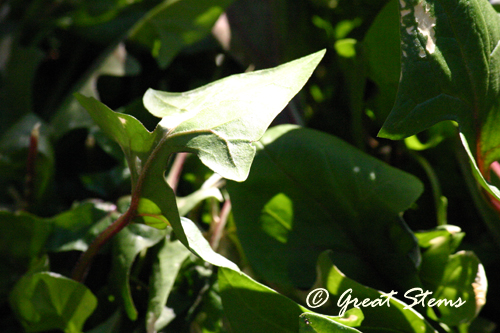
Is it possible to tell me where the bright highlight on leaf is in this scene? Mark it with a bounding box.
[136,198,170,229]
[144,49,326,182]
[10,272,97,333]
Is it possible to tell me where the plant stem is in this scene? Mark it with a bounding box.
[24,123,40,209]
[71,201,138,282]
[210,199,231,250]
[166,152,188,193]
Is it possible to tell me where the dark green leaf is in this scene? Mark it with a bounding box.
[0,114,54,205]
[146,237,190,332]
[0,201,113,300]
[227,125,422,290]
[378,0,500,201]
[86,311,122,333]
[218,267,307,333]
[128,0,235,68]
[0,44,44,134]
[109,224,166,320]
[9,272,97,333]
[46,201,117,252]
[363,0,400,123]
[51,43,141,139]
[0,211,53,260]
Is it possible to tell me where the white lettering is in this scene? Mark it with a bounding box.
[306,288,329,308]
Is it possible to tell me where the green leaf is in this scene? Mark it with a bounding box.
[74,93,156,187]
[314,252,436,333]
[77,51,324,265]
[9,272,97,333]
[425,251,486,326]
[363,0,401,123]
[227,125,422,290]
[0,44,44,134]
[51,43,140,139]
[416,225,465,286]
[378,0,500,201]
[144,49,325,182]
[180,217,240,271]
[415,226,486,326]
[218,267,308,333]
[146,237,190,332]
[177,185,223,216]
[128,0,235,68]
[136,197,170,229]
[109,224,167,320]
[403,121,457,151]
[46,201,117,252]
[299,312,362,333]
[0,201,114,300]
[0,211,53,260]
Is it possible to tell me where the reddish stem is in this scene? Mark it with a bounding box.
[166,153,188,193]
[210,199,231,250]
[71,198,139,282]
[24,123,40,207]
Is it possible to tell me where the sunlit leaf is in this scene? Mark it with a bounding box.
[9,272,97,333]
[416,226,486,326]
[144,49,325,182]
[313,251,437,332]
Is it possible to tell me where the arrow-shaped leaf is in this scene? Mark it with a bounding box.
[144,49,326,182]
[75,51,324,275]
[378,0,500,201]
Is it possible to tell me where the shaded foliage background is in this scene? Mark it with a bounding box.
[1,0,499,332]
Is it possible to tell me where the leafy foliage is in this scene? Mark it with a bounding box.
[1,0,499,332]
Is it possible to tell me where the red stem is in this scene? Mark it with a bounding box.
[24,123,40,207]
[166,152,188,193]
[71,198,138,282]
[210,199,231,250]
